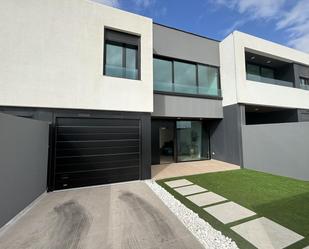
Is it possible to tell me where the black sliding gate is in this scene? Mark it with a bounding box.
[53,117,141,190]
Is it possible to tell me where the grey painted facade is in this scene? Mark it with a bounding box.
[152,94,223,119]
[242,122,309,181]
[293,63,309,88]
[0,113,49,228]
[210,104,244,166]
[153,23,220,66]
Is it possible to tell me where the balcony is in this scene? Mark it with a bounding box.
[246,73,294,88]
[154,81,222,97]
[245,51,295,88]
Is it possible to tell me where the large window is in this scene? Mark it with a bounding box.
[198,65,220,96]
[153,58,173,91]
[105,42,138,80]
[246,63,275,81]
[153,57,220,97]
[104,29,140,80]
[300,77,309,90]
[176,121,209,162]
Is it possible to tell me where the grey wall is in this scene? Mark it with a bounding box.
[242,122,309,180]
[210,104,244,166]
[153,23,220,66]
[152,94,223,119]
[298,109,309,122]
[0,113,49,228]
[294,63,309,88]
[276,64,295,83]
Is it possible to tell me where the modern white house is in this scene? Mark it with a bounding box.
[0,0,308,213]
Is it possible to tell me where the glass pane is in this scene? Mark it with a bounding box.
[153,58,173,83]
[174,61,196,85]
[105,43,123,77]
[125,47,138,79]
[153,58,173,91]
[246,63,260,81]
[176,121,209,162]
[198,65,219,96]
[261,67,274,79]
[174,61,197,94]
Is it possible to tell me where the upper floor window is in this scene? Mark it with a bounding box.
[300,77,309,90]
[104,29,140,80]
[246,63,275,81]
[153,57,220,97]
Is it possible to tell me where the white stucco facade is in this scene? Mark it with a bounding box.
[0,0,153,112]
[220,31,309,109]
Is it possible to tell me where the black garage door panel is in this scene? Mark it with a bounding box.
[57,133,139,141]
[54,117,141,189]
[56,140,139,149]
[55,167,139,189]
[57,126,139,134]
[57,118,139,126]
[56,159,140,173]
[56,146,139,157]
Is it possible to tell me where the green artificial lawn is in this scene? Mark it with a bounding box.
[157,169,309,249]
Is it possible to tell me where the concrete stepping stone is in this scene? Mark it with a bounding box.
[165,179,193,188]
[186,192,226,207]
[303,246,309,249]
[231,217,304,249]
[204,201,256,224]
[174,185,207,196]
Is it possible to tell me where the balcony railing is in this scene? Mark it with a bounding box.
[246,73,294,88]
[105,65,138,80]
[300,84,309,90]
[154,81,222,97]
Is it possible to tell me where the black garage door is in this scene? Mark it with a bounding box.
[53,117,141,189]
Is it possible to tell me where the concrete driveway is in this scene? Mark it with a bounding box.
[0,181,203,249]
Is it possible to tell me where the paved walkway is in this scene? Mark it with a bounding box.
[0,182,204,249]
[164,179,305,249]
[152,159,240,180]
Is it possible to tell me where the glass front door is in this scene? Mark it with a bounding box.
[176,121,209,162]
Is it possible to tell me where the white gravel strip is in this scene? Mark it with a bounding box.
[145,180,239,249]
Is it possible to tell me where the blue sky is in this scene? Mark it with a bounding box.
[93,0,309,53]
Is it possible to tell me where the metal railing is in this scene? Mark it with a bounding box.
[300,84,309,91]
[246,73,294,88]
[154,81,222,97]
[105,65,138,80]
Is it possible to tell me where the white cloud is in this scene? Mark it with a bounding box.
[287,34,309,52]
[211,0,309,53]
[91,0,120,7]
[134,0,155,8]
[276,0,309,53]
[221,19,246,36]
[211,0,286,19]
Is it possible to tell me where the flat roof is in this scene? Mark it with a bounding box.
[153,22,220,43]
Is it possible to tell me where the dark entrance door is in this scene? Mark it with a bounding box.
[151,120,175,165]
[53,117,141,190]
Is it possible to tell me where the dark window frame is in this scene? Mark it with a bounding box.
[103,29,140,80]
[153,54,221,98]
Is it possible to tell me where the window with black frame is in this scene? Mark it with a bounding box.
[300,77,309,90]
[153,57,220,97]
[104,29,140,80]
